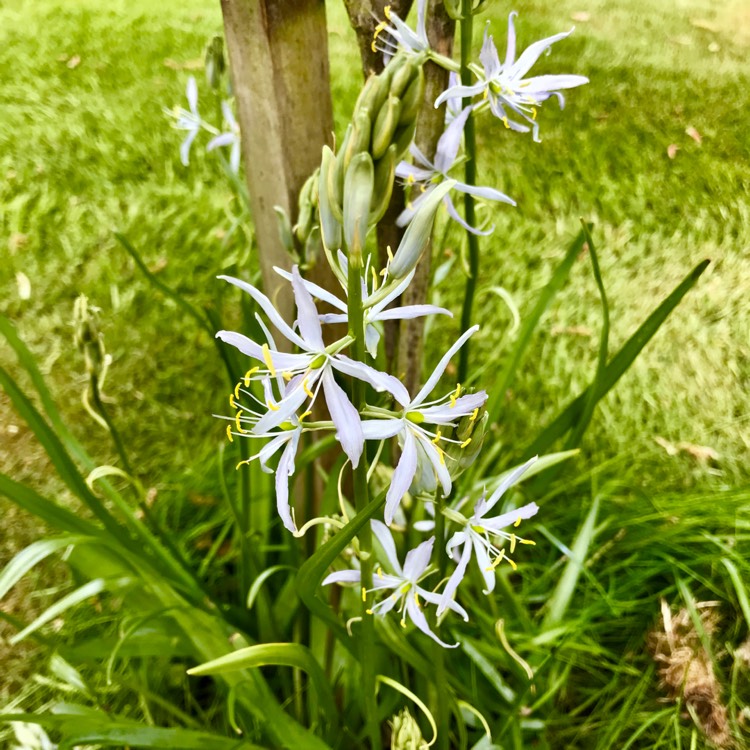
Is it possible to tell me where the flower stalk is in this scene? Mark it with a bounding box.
[457,0,480,384]
[347,249,380,748]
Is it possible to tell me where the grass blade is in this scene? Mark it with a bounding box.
[188,642,337,731]
[524,259,710,458]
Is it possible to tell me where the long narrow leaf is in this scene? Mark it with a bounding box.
[524,259,710,457]
[188,642,337,730]
[0,536,94,600]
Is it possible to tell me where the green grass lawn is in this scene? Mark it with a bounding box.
[1,0,749,745]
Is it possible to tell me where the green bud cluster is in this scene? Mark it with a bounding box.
[443,388,488,478]
[318,52,425,261]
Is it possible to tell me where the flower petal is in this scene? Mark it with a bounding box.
[420,585,469,621]
[275,431,300,533]
[406,596,458,648]
[437,536,472,616]
[482,456,539,514]
[218,275,308,350]
[455,182,516,206]
[333,355,410,407]
[186,76,198,113]
[479,28,501,79]
[504,12,518,67]
[511,29,574,80]
[371,519,403,574]
[253,378,311,434]
[444,193,495,236]
[412,325,479,406]
[472,534,495,594]
[364,323,380,358]
[179,129,198,167]
[207,132,236,151]
[376,304,452,321]
[322,569,361,586]
[385,428,418,525]
[402,536,434,581]
[480,501,539,533]
[291,266,325,350]
[215,331,311,372]
[434,106,471,174]
[322,368,363,468]
[274,267,347,312]
[420,438,452,496]
[435,81,487,109]
[361,418,404,441]
[518,74,589,94]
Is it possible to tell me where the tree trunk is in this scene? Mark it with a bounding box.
[220,0,337,325]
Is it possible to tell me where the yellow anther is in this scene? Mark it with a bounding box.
[235,411,248,434]
[366,608,374,615]
[386,245,394,263]
[377,566,384,579]
[414,591,420,606]
[507,557,518,571]
[282,371,293,382]
[236,458,251,470]
[361,587,367,602]
[510,533,517,553]
[406,173,415,184]
[470,408,479,422]
[487,549,506,571]
[520,539,536,546]
[371,20,388,51]
[431,429,442,445]
[438,447,446,466]
[514,515,523,528]
[419,183,427,193]
[384,4,391,19]
[460,437,472,449]
[371,265,379,291]
[244,367,258,386]
[483,88,488,100]
[449,383,461,408]
[234,382,241,400]
[406,201,414,210]
[229,393,237,409]
[400,618,407,628]
[267,400,280,412]
[226,424,234,443]
[502,116,510,129]
[261,344,276,377]
[531,107,537,121]
[298,410,312,421]
[303,379,314,399]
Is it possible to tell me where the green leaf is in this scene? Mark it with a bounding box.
[188,642,337,730]
[0,536,94,601]
[484,229,585,431]
[721,558,750,629]
[10,577,132,644]
[460,636,516,704]
[542,496,600,629]
[0,713,264,749]
[525,259,710,458]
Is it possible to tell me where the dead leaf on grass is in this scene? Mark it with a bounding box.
[571,12,590,22]
[164,58,204,71]
[667,144,679,159]
[686,126,702,144]
[654,436,719,463]
[66,55,81,69]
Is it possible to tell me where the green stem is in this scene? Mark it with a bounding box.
[457,0,480,384]
[433,490,449,749]
[347,252,379,748]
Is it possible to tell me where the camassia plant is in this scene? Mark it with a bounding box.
[0,4,710,750]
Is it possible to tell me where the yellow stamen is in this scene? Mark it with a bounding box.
[419,183,427,193]
[236,458,251,470]
[366,608,374,615]
[414,591,420,606]
[531,107,537,121]
[282,371,293,382]
[400,618,407,628]
[229,393,237,409]
[261,344,276,377]
[502,116,510,129]
[303,378,314,399]
[438,447,445,465]
[298,410,312,421]
[235,411,248,434]
[371,265,379,291]
[470,408,479,422]
[486,549,505,571]
[520,539,536,546]
[226,424,234,443]
[431,429,442,445]
[449,383,461,408]
[460,437,472,449]
[514,515,523,528]
[507,557,518,571]
[384,4,391,19]
[510,533,517,554]
[361,587,367,602]
[267,400,280,412]
[234,382,241,400]
[244,366,258,386]
[406,173,415,185]
[386,245,394,263]
[377,566,384,579]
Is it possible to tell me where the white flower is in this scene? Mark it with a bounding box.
[435,13,588,142]
[323,521,467,648]
[216,266,410,468]
[207,100,241,174]
[360,325,487,524]
[438,457,539,615]
[168,76,204,166]
[372,0,429,63]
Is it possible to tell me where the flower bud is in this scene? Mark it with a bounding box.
[293,171,316,245]
[343,111,372,172]
[398,67,425,125]
[388,180,455,278]
[371,95,401,160]
[392,120,417,161]
[274,206,295,256]
[369,144,396,225]
[389,58,416,98]
[343,152,374,262]
[354,72,389,120]
[318,146,343,251]
[390,708,424,750]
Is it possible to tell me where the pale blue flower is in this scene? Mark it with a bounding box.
[323,521,467,647]
[437,457,539,615]
[170,76,203,166]
[396,106,515,235]
[216,266,410,468]
[360,325,487,524]
[372,0,428,62]
[435,13,589,142]
[275,256,451,358]
[207,100,241,174]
